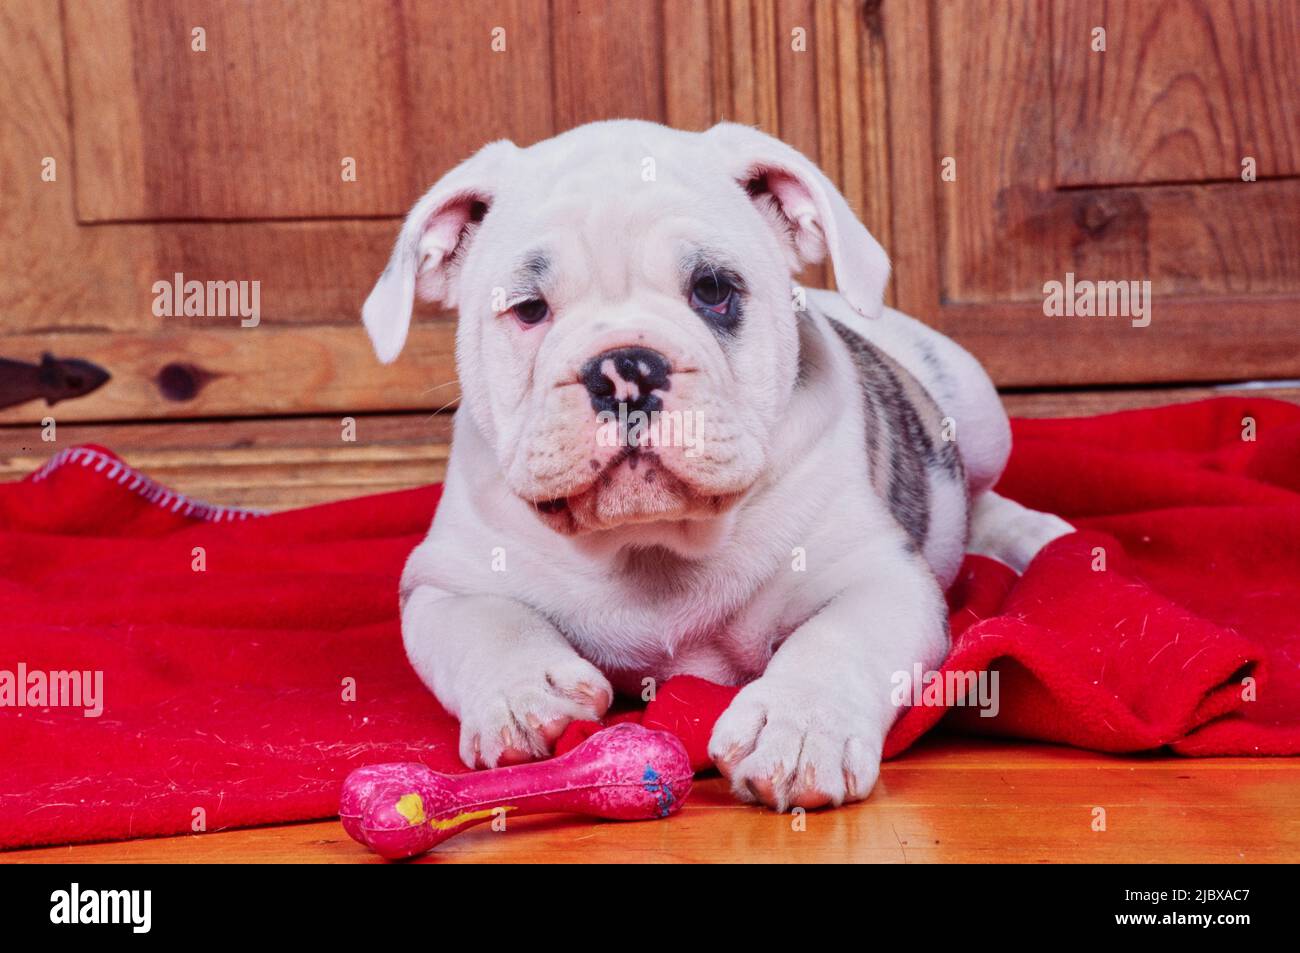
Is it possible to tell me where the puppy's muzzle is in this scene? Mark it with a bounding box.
[580,346,671,416]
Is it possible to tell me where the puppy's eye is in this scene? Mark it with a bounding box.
[512,297,550,326]
[690,274,733,310]
[688,269,742,337]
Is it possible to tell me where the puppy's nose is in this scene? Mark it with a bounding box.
[580,346,671,415]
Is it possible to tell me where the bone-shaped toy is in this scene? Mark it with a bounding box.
[339,723,693,859]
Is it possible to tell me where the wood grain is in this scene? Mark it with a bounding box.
[1,1,415,335]
[881,0,941,318]
[5,0,1299,421]
[928,297,1300,388]
[5,739,1297,862]
[662,0,716,129]
[401,0,556,158]
[1053,0,1300,187]
[0,324,458,424]
[2,387,1294,513]
[1000,383,1300,418]
[0,413,451,510]
[883,0,1300,385]
[937,0,1300,302]
[66,0,412,220]
[551,0,664,128]
[64,0,556,221]
[807,0,892,297]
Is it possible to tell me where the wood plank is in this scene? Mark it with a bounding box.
[837,0,892,301]
[1002,383,1300,417]
[0,413,451,510]
[931,297,1300,388]
[0,0,417,334]
[66,0,412,220]
[64,0,555,221]
[400,0,555,157]
[662,0,716,129]
[882,0,1300,385]
[551,0,664,128]
[802,0,892,296]
[868,2,1294,387]
[743,0,782,131]
[934,0,1300,303]
[1052,0,1300,187]
[951,178,1300,302]
[881,0,941,318]
[5,739,1297,862]
[3,386,1294,513]
[0,324,458,424]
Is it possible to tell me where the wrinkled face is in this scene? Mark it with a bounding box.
[362,121,890,543]
[455,148,799,537]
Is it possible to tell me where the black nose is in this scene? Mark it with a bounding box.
[580,346,671,415]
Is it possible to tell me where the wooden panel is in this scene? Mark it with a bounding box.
[686,0,890,293]
[930,298,1300,388]
[936,0,1300,303]
[662,0,717,129]
[882,0,1300,386]
[67,0,409,220]
[0,324,458,424]
[1001,383,1300,417]
[1,0,903,423]
[1053,0,1300,187]
[0,413,451,510]
[400,0,555,159]
[5,387,1295,513]
[6,740,1298,862]
[812,0,891,298]
[882,0,941,319]
[0,1,432,334]
[65,0,554,221]
[718,0,781,128]
[551,0,664,127]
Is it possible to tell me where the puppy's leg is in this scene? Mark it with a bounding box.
[967,490,1074,573]
[708,554,949,811]
[403,585,613,769]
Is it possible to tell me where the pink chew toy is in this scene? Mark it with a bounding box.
[339,723,693,859]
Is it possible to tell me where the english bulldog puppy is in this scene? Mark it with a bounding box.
[362,120,1072,810]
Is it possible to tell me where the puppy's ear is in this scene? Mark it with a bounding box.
[362,140,516,363]
[707,122,889,319]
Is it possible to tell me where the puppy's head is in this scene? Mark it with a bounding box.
[363,120,888,539]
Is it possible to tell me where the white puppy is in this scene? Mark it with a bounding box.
[362,120,1071,810]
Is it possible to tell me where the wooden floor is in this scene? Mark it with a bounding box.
[2,387,1298,863]
[6,737,1298,863]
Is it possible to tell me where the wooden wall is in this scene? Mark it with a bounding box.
[1,0,1297,504]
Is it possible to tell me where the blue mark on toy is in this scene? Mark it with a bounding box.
[642,764,675,817]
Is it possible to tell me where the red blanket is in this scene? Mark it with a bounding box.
[1,397,1297,849]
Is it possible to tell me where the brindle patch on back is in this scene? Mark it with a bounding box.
[828,319,963,550]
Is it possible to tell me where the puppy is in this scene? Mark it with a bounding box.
[362,120,1071,811]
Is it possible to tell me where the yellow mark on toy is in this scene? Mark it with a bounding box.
[429,805,516,831]
[394,792,426,826]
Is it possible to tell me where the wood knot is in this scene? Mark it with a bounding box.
[156,362,211,401]
[1075,195,1121,237]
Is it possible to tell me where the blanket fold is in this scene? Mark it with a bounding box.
[1,398,1297,849]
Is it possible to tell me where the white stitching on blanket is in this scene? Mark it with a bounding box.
[28,446,266,523]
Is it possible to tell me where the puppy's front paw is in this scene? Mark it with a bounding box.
[708,677,885,811]
[458,655,612,770]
